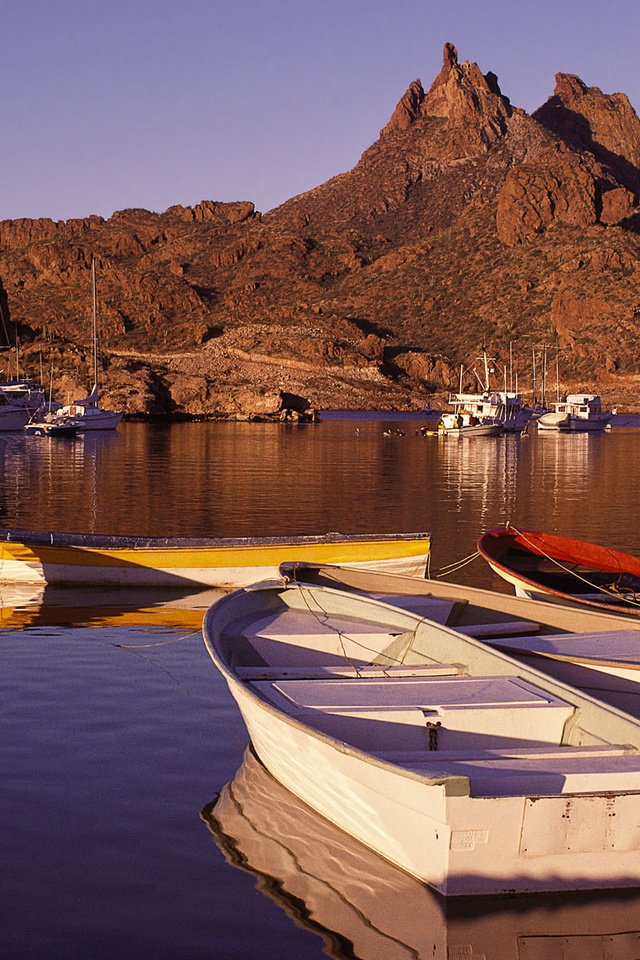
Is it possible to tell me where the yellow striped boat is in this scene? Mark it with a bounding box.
[0,528,430,588]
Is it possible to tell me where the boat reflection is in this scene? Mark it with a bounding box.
[202,748,640,960]
[0,582,222,629]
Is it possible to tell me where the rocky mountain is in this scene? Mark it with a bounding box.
[2,43,640,417]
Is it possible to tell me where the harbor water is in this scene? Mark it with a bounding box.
[3,417,640,959]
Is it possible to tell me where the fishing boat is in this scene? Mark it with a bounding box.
[435,413,502,438]
[282,561,640,717]
[0,528,430,587]
[446,349,537,433]
[52,259,123,431]
[477,526,640,616]
[204,747,640,960]
[536,394,612,432]
[203,578,640,896]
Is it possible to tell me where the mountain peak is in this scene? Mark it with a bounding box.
[381,43,512,152]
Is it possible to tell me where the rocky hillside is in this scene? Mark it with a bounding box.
[2,43,640,417]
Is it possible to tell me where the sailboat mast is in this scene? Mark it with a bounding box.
[91,257,99,392]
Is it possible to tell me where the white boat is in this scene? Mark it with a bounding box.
[536,395,612,432]
[53,259,122,431]
[283,560,640,717]
[203,578,640,896]
[54,384,123,431]
[0,377,47,431]
[204,746,640,960]
[24,415,78,438]
[436,412,502,437]
[447,350,537,433]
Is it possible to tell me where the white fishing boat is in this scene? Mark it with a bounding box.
[536,395,611,432]
[283,560,640,717]
[52,259,122,431]
[0,528,430,587]
[447,349,537,433]
[436,413,502,437]
[203,579,640,896]
[204,747,640,960]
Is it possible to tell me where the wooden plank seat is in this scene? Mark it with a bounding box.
[365,594,458,623]
[486,629,640,665]
[372,746,640,797]
[223,607,416,667]
[237,663,463,681]
[458,619,541,639]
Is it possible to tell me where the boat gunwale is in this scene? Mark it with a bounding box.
[0,527,430,552]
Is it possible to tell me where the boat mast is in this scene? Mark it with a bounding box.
[91,257,99,394]
[532,349,537,406]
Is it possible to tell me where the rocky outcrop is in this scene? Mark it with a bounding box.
[2,44,640,416]
[535,73,640,192]
[496,147,599,245]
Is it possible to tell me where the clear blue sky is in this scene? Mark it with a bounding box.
[2,0,639,221]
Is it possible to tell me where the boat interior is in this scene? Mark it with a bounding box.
[210,584,640,799]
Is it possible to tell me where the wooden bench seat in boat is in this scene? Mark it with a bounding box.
[370,745,640,797]
[236,663,463,680]
[485,629,640,665]
[223,608,417,667]
[457,619,541,639]
[365,594,458,622]
[251,674,576,752]
[365,594,542,638]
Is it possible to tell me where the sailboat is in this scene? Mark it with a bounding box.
[54,258,123,431]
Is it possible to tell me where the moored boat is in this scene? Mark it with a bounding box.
[203,579,640,896]
[281,560,640,716]
[536,395,612,432]
[435,413,502,437]
[478,526,640,616]
[0,528,430,587]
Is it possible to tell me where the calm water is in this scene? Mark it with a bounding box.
[4,418,640,959]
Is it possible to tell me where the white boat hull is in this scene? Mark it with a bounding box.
[220,654,640,896]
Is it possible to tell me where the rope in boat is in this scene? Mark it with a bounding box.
[287,565,417,674]
[506,523,640,608]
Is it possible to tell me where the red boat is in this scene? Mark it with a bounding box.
[478,526,640,616]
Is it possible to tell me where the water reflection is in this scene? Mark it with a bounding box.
[204,748,640,960]
[0,582,220,629]
[1,421,640,586]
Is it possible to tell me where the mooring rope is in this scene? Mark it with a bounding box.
[430,550,480,579]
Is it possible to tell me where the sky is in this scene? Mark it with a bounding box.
[2,0,640,221]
